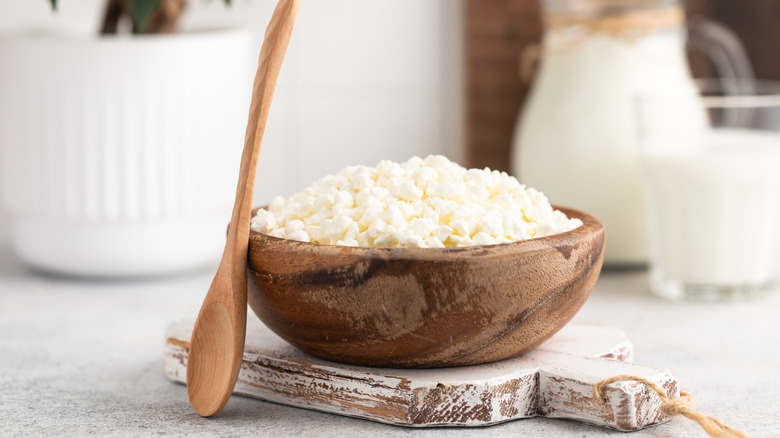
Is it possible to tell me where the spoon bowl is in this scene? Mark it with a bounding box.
[247,205,605,368]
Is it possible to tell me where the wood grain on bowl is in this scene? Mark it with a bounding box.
[247,206,605,368]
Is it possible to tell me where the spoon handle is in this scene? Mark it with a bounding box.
[186,0,300,418]
[226,0,300,277]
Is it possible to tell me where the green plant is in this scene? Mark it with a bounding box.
[49,0,231,34]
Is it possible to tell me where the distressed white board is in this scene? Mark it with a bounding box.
[164,319,677,430]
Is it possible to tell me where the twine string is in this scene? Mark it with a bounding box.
[519,5,684,83]
[545,5,684,40]
[593,375,748,438]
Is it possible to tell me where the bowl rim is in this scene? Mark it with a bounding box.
[248,205,604,259]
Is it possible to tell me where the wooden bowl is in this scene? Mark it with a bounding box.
[247,206,605,368]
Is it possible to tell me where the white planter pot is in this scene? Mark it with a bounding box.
[0,29,252,277]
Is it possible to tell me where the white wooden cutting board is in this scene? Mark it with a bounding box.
[164,318,678,430]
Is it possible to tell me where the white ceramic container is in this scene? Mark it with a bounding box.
[0,29,252,277]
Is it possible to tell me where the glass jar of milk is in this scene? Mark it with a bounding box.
[511,0,745,267]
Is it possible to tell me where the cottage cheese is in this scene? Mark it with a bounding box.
[250,155,582,248]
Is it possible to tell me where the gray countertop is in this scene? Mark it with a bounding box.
[1,248,778,437]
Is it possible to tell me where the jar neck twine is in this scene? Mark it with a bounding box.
[544,5,684,39]
[519,6,684,83]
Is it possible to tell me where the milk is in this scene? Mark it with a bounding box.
[512,27,704,266]
[641,129,780,294]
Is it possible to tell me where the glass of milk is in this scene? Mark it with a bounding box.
[638,79,780,301]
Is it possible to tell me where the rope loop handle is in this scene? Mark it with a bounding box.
[593,375,748,438]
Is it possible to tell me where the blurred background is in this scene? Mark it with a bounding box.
[1,0,779,280]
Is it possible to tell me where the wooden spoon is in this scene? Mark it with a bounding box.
[186,0,300,418]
